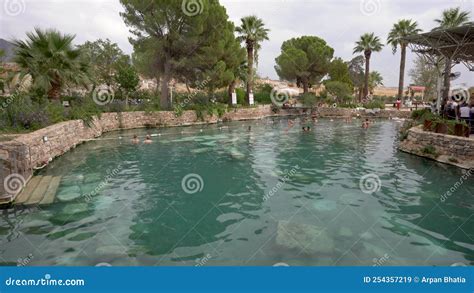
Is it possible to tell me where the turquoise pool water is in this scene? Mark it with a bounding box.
[0,118,473,266]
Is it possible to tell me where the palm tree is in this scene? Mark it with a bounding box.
[368,71,384,94]
[434,7,470,103]
[387,19,421,102]
[353,33,383,100]
[236,16,269,104]
[13,28,89,100]
[435,7,470,28]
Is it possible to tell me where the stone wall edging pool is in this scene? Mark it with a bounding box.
[0,105,411,202]
[399,125,474,169]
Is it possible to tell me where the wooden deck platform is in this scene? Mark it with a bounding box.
[14,175,62,206]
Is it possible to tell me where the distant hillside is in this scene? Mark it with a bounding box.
[0,39,15,62]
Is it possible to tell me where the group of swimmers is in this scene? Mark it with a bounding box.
[288,116,374,132]
[131,135,153,144]
[131,117,374,142]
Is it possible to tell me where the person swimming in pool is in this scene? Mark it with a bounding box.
[131,135,140,144]
[362,119,370,129]
[144,135,153,144]
[302,126,311,132]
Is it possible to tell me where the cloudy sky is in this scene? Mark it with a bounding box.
[1,0,473,87]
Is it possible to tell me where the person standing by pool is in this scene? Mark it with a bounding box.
[396,98,401,110]
[459,102,470,124]
[144,135,153,144]
[470,102,474,134]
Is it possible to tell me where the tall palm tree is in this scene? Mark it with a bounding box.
[13,28,89,100]
[353,33,383,100]
[434,7,470,103]
[387,19,421,102]
[236,16,269,104]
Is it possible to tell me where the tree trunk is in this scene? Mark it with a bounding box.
[442,58,452,105]
[364,51,371,100]
[228,79,237,105]
[48,75,62,100]
[160,61,171,110]
[398,45,407,103]
[48,80,61,101]
[358,87,363,102]
[302,77,309,94]
[246,42,254,105]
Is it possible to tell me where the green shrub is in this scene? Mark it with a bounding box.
[141,97,161,113]
[325,81,352,102]
[211,90,228,104]
[193,104,206,121]
[365,99,385,109]
[193,92,211,106]
[0,93,49,130]
[235,88,246,105]
[318,90,328,100]
[338,103,358,108]
[448,157,459,163]
[411,108,431,121]
[422,145,438,156]
[302,93,317,108]
[254,83,273,104]
[173,105,184,117]
[46,102,66,123]
[215,103,227,118]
